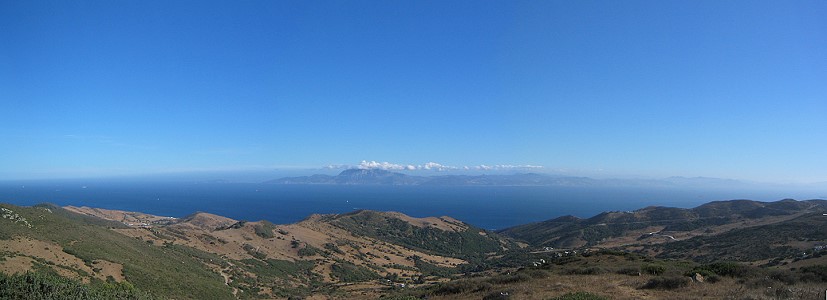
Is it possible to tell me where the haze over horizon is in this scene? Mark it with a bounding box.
[2,1,825,183]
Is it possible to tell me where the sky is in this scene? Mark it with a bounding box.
[1,1,825,182]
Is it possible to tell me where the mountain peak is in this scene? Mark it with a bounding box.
[177,212,237,230]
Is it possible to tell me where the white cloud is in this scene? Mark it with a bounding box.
[358,160,409,170]
[472,164,544,170]
[325,164,350,169]
[421,162,457,171]
[327,161,544,172]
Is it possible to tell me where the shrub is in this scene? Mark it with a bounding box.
[253,221,276,238]
[242,243,267,259]
[330,262,380,282]
[482,290,513,300]
[432,280,490,295]
[641,276,689,290]
[487,273,531,284]
[616,267,641,276]
[642,264,665,276]
[702,262,749,277]
[521,268,548,278]
[799,265,827,282]
[0,271,156,300]
[769,270,798,285]
[323,242,343,254]
[566,267,604,275]
[380,296,420,300]
[550,292,609,300]
[414,257,456,277]
[298,245,321,257]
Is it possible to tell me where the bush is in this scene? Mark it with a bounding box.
[482,290,512,300]
[242,244,267,259]
[330,262,380,282]
[550,292,609,300]
[253,221,276,238]
[432,280,490,295]
[323,242,343,254]
[0,271,156,300]
[379,296,420,300]
[298,245,320,257]
[799,265,827,282]
[487,273,531,284]
[642,264,665,275]
[521,268,548,278]
[699,262,749,278]
[566,267,604,275]
[641,276,689,290]
[414,257,456,277]
[769,270,798,285]
[616,267,641,276]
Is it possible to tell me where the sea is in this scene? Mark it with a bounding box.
[0,180,822,230]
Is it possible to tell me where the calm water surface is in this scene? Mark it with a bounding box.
[0,181,818,229]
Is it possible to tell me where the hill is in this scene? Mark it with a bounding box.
[650,211,827,263]
[498,199,827,257]
[4,198,827,299]
[0,203,234,300]
[3,203,517,299]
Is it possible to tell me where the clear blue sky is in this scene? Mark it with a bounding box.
[1,1,825,182]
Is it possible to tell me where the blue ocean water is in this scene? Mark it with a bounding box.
[0,180,819,229]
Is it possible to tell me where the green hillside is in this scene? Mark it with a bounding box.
[0,271,156,300]
[499,199,827,248]
[653,212,827,263]
[0,203,234,300]
[327,210,509,261]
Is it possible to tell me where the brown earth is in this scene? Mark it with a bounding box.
[0,237,124,283]
[64,206,178,227]
[419,273,825,300]
[66,205,473,297]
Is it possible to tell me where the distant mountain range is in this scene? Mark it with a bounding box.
[265,168,750,188]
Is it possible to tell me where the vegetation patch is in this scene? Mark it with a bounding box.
[487,272,531,284]
[430,279,490,296]
[413,256,456,277]
[482,289,514,300]
[253,221,277,238]
[242,244,267,260]
[641,276,689,290]
[323,242,343,254]
[641,264,665,275]
[564,266,604,275]
[550,292,608,300]
[799,265,827,282]
[0,271,156,300]
[331,211,507,261]
[298,244,322,257]
[689,262,749,278]
[330,261,380,282]
[616,267,641,276]
[239,258,315,281]
[0,204,234,300]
